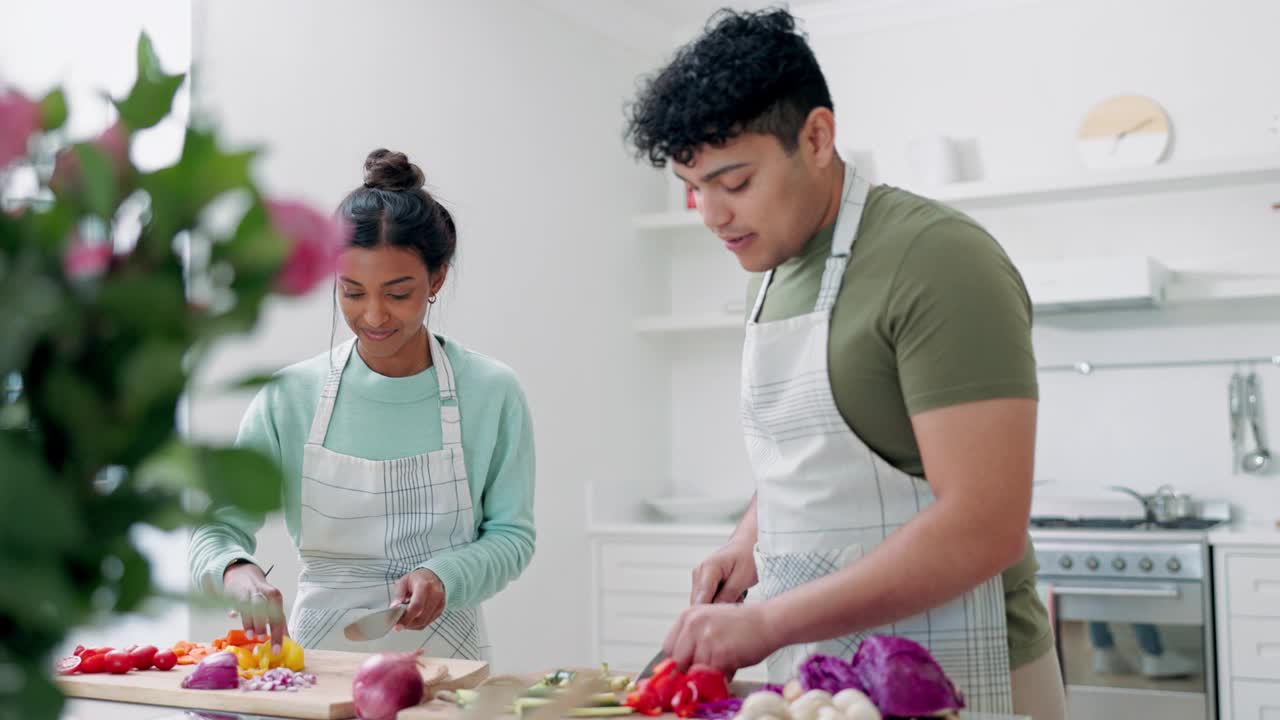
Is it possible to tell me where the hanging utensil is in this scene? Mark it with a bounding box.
[1229,371,1245,474]
[1242,371,1272,474]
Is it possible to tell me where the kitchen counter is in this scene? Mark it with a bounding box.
[62,697,1029,720]
[1208,521,1280,547]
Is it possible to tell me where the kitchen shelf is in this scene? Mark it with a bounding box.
[634,312,742,335]
[631,154,1280,229]
[633,274,1280,337]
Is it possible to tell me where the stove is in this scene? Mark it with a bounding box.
[1029,500,1229,720]
[1031,516,1224,531]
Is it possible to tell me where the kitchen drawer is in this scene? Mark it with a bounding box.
[599,541,722,594]
[599,591,687,643]
[1228,554,1280,618]
[1230,617,1280,681]
[1232,680,1280,719]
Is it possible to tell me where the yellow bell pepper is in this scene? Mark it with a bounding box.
[229,645,255,670]
[250,637,306,672]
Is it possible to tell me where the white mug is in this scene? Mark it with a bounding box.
[906,136,960,186]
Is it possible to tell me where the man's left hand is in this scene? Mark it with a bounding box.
[663,602,778,673]
[392,569,446,631]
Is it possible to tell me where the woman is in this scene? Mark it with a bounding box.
[190,149,536,660]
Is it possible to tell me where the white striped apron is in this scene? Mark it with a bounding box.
[289,331,489,660]
[742,162,1012,711]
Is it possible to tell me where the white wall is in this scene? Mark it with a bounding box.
[187,0,663,671]
[798,0,1280,520]
[1,0,194,653]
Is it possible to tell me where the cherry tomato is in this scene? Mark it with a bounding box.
[72,645,85,657]
[129,645,157,671]
[55,656,82,675]
[79,654,106,674]
[103,650,132,674]
[151,649,177,671]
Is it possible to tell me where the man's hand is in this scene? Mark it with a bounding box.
[223,562,288,654]
[690,539,757,605]
[392,569,447,631]
[663,602,778,674]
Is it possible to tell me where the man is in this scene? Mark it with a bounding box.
[623,9,1066,718]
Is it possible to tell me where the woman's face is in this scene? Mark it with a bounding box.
[336,244,445,363]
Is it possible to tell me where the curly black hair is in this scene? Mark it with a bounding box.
[624,8,832,168]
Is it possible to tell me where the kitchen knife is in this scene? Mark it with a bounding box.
[342,600,409,642]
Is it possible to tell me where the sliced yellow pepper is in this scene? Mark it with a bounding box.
[249,637,305,672]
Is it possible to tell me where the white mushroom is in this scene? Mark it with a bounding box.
[816,706,844,720]
[782,679,805,701]
[789,689,835,720]
[739,690,792,720]
[831,688,871,712]
[842,699,882,720]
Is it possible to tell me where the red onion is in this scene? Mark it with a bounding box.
[243,667,318,692]
[352,650,426,720]
[181,651,240,690]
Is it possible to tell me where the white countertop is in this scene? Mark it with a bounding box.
[1208,522,1280,547]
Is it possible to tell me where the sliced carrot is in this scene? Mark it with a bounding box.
[172,641,195,655]
[225,629,250,646]
[212,638,226,650]
[176,655,197,665]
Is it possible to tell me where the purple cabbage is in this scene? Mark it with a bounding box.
[849,635,965,716]
[796,637,965,717]
[693,697,743,720]
[797,653,865,694]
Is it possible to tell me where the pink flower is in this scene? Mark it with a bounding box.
[0,90,41,170]
[63,236,114,279]
[266,199,349,296]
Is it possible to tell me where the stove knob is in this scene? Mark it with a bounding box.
[1058,556,1074,570]
[1167,558,1182,573]
[1139,558,1154,572]
[1112,558,1127,571]
[1086,557,1100,570]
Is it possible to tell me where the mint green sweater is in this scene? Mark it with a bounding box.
[188,334,536,611]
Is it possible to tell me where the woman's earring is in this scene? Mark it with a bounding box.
[428,295,437,304]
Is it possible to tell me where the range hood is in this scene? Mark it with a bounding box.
[1017,256,1170,313]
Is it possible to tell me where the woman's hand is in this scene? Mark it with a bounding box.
[223,561,289,654]
[393,569,447,631]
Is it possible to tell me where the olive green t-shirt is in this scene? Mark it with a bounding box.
[747,184,1053,669]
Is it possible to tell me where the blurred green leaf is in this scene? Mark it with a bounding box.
[74,144,119,219]
[111,542,151,613]
[38,366,120,468]
[0,553,80,636]
[220,370,279,392]
[0,653,65,720]
[38,89,67,131]
[0,253,65,376]
[134,440,198,493]
[141,128,257,252]
[202,447,283,515]
[216,199,289,273]
[98,272,187,337]
[114,33,184,131]
[118,341,186,419]
[0,435,85,552]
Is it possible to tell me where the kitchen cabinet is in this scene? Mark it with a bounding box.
[587,525,768,681]
[1211,531,1280,718]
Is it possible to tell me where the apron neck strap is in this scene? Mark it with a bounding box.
[305,329,462,449]
[749,161,871,322]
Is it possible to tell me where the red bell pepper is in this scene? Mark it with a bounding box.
[686,664,730,704]
[624,689,664,716]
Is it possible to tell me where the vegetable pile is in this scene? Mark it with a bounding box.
[624,660,729,717]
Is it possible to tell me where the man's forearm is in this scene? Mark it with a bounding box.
[763,499,1024,648]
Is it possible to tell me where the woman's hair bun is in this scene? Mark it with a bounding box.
[362,148,425,192]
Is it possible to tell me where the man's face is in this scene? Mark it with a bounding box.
[673,131,827,273]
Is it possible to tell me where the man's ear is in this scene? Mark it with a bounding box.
[801,106,837,169]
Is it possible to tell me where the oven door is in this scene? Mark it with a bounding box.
[1040,577,1212,720]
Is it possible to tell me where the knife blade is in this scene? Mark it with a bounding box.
[342,600,409,642]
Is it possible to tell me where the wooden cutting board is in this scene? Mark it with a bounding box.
[56,650,488,719]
